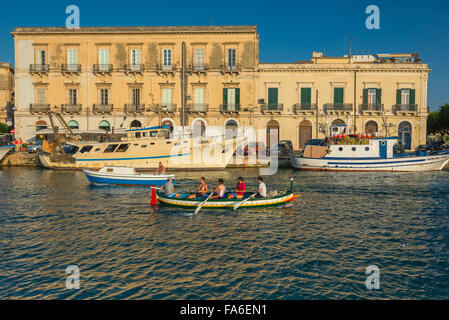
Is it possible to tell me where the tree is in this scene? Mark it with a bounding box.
[427,103,449,139]
[0,122,9,133]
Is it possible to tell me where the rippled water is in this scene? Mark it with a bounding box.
[1,167,449,299]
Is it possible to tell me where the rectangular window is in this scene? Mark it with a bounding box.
[104,144,119,153]
[163,49,172,65]
[161,88,173,109]
[68,88,77,105]
[99,49,109,71]
[132,88,140,105]
[300,88,312,104]
[333,87,344,105]
[37,50,46,65]
[100,89,109,105]
[401,89,410,105]
[368,88,377,105]
[130,49,141,71]
[67,49,78,71]
[268,87,278,110]
[227,48,237,70]
[194,88,205,111]
[36,88,46,104]
[116,144,130,153]
[194,48,204,70]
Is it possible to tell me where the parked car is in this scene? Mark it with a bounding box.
[27,140,43,153]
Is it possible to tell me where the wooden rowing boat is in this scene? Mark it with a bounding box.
[156,190,300,209]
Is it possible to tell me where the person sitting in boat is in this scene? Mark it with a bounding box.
[211,178,226,199]
[155,162,166,175]
[161,177,179,198]
[188,177,208,199]
[228,177,246,199]
[255,176,267,198]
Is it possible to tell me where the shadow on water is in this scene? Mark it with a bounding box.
[1,167,449,299]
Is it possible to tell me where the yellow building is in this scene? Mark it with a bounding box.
[12,26,430,150]
[0,62,14,126]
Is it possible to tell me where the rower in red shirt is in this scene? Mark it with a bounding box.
[228,177,246,199]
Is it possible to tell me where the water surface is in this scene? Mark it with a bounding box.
[1,167,449,299]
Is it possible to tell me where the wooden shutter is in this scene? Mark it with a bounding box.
[334,88,344,104]
[223,88,228,106]
[301,88,311,104]
[376,89,382,104]
[268,88,278,105]
[396,89,402,105]
[363,89,368,104]
[235,88,240,105]
[410,89,416,105]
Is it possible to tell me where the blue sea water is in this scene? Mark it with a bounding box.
[1,167,449,299]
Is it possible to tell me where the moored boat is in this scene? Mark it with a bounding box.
[83,166,175,186]
[291,128,449,172]
[0,143,15,163]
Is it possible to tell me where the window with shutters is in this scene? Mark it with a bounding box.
[300,88,312,105]
[194,88,205,111]
[36,50,46,65]
[223,88,240,111]
[132,88,140,105]
[194,48,204,70]
[268,88,278,110]
[67,49,78,71]
[99,49,109,71]
[36,88,47,104]
[368,88,377,105]
[68,88,77,105]
[163,49,172,71]
[227,48,237,70]
[401,89,410,105]
[100,89,109,105]
[161,88,173,110]
[333,88,344,105]
[130,49,141,71]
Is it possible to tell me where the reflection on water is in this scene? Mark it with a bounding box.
[1,167,449,299]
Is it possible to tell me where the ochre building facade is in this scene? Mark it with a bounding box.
[12,26,430,150]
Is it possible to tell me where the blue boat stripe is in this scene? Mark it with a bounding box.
[327,159,426,165]
[76,153,190,162]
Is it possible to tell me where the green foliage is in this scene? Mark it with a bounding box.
[428,103,449,135]
[0,122,9,133]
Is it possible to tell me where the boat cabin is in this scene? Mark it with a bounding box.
[125,126,171,140]
[98,166,136,174]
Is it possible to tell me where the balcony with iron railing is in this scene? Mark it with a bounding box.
[222,64,240,73]
[324,103,353,113]
[29,104,50,113]
[220,104,241,113]
[92,104,113,114]
[124,104,145,114]
[30,64,50,73]
[61,64,82,73]
[124,64,145,73]
[93,64,114,73]
[359,104,384,114]
[260,103,284,113]
[393,104,418,114]
[61,104,82,114]
[156,104,177,113]
[187,104,209,113]
[189,64,208,73]
[293,103,317,113]
[157,64,177,73]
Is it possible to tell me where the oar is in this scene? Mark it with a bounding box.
[233,193,257,211]
[194,193,214,215]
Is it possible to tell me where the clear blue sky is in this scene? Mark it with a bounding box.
[1,0,448,111]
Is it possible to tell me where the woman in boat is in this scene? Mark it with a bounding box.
[254,176,267,198]
[155,162,166,175]
[188,177,208,199]
[228,177,246,199]
[211,178,226,199]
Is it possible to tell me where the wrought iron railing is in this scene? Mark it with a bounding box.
[156,104,177,113]
[293,103,317,112]
[187,104,209,113]
[93,64,113,73]
[61,104,82,114]
[393,104,418,112]
[30,64,50,73]
[29,104,50,113]
[323,103,353,111]
[260,103,284,112]
[220,104,241,112]
[92,104,113,113]
[124,64,145,73]
[359,104,383,112]
[61,64,82,73]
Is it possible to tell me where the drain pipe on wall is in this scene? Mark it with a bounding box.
[353,68,357,134]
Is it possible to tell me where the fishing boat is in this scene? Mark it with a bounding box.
[291,126,449,172]
[83,166,174,186]
[39,125,246,171]
[156,180,300,209]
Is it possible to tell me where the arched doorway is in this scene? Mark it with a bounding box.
[192,119,206,137]
[130,120,142,128]
[68,120,79,130]
[225,119,238,139]
[298,120,312,149]
[365,121,378,134]
[35,120,47,131]
[99,120,110,132]
[266,120,280,153]
[398,121,412,150]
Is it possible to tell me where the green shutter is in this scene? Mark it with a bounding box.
[410,89,415,105]
[376,89,382,105]
[301,88,311,104]
[363,89,368,104]
[268,88,278,109]
[235,88,240,105]
[334,88,344,104]
[223,88,228,109]
[396,89,402,105]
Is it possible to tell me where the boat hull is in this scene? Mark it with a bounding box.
[0,145,14,162]
[291,153,449,172]
[157,191,300,208]
[83,169,174,186]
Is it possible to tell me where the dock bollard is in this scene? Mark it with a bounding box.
[151,186,157,205]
